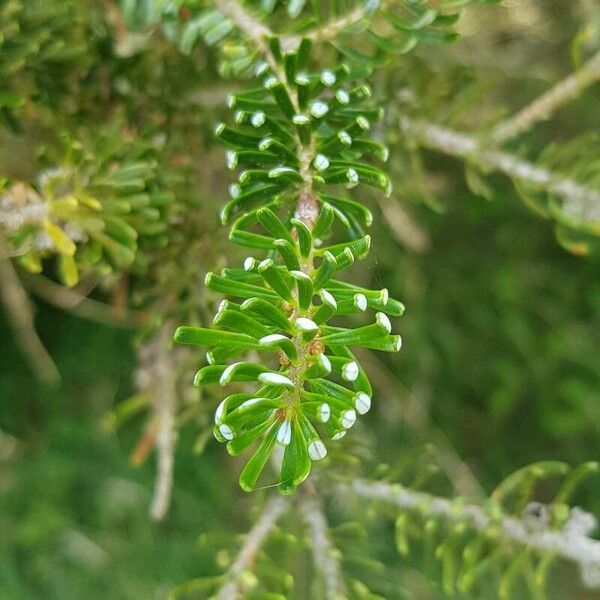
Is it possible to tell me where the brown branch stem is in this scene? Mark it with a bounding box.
[0,244,59,384]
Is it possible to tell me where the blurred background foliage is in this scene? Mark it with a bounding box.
[1,0,599,598]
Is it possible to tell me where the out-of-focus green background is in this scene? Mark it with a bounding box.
[1,1,599,598]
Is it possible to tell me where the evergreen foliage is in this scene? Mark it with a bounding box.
[1,1,599,599]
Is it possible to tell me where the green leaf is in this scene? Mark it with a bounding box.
[214,304,272,338]
[258,258,295,302]
[214,123,262,148]
[265,78,296,118]
[220,184,284,224]
[259,333,298,361]
[205,272,279,300]
[355,334,402,352]
[313,203,335,239]
[230,229,276,250]
[389,8,437,31]
[313,251,337,289]
[290,270,313,310]
[257,207,293,242]
[368,30,418,55]
[278,420,311,495]
[328,344,372,395]
[274,239,301,270]
[291,218,312,257]
[219,362,272,385]
[227,419,277,456]
[296,37,312,69]
[308,378,354,402]
[239,422,279,491]
[303,353,332,379]
[223,397,283,427]
[320,235,371,260]
[215,393,256,423]
[241,298,294,332]
[318,312,392,345]
[174,326,259,348]
[283,51,297,85]
[58,254,79,287]
[207,346,245,364]
[194,365,227,386]
[312,289,338,324]
[334,247,355,271]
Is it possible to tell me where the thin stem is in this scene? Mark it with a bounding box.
[355,348,483,498]
[376,197,431,253]
[490,49,600,145]
[0,239,59,384]
[141,322,178,521]
[303,5,371,45]
[339,479,600,588]
[215,0,375,52]
[22,272,144,328]
[400,117,600,223]
[215,496,288,599]
[301,496,348,600]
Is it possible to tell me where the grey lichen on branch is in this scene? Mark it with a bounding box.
[301,496,349,600]
[339,478,600,589]
[214,0,377,54]
[214,496,288,600]
[400,116,600,225]
[490,48,600,145]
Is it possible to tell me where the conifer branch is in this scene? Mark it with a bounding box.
[213,0,276,68]
[400,117,600,223]
[138,322,178,521]
[305,5,373,44]
[215,496,288,599]
[376,198,431,253]
[214,0,318,221]
[339,479,600,588]
[490,49,600,145]
[214,0,375,53]
[301,496,348,600]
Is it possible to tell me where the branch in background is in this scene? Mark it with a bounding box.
[400,117,600,223]
[22,272,144,328]
[215,0,375,53]
[377,198,431,253]
[215,496,288,600]
[0,240,59,384]
[301,496,348,600]
[490,49,600,145]
[136,321,180,521]
[214,0,274,65]
[304,5,371,45]
[339,479,600,589]
[356,349,483,498]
